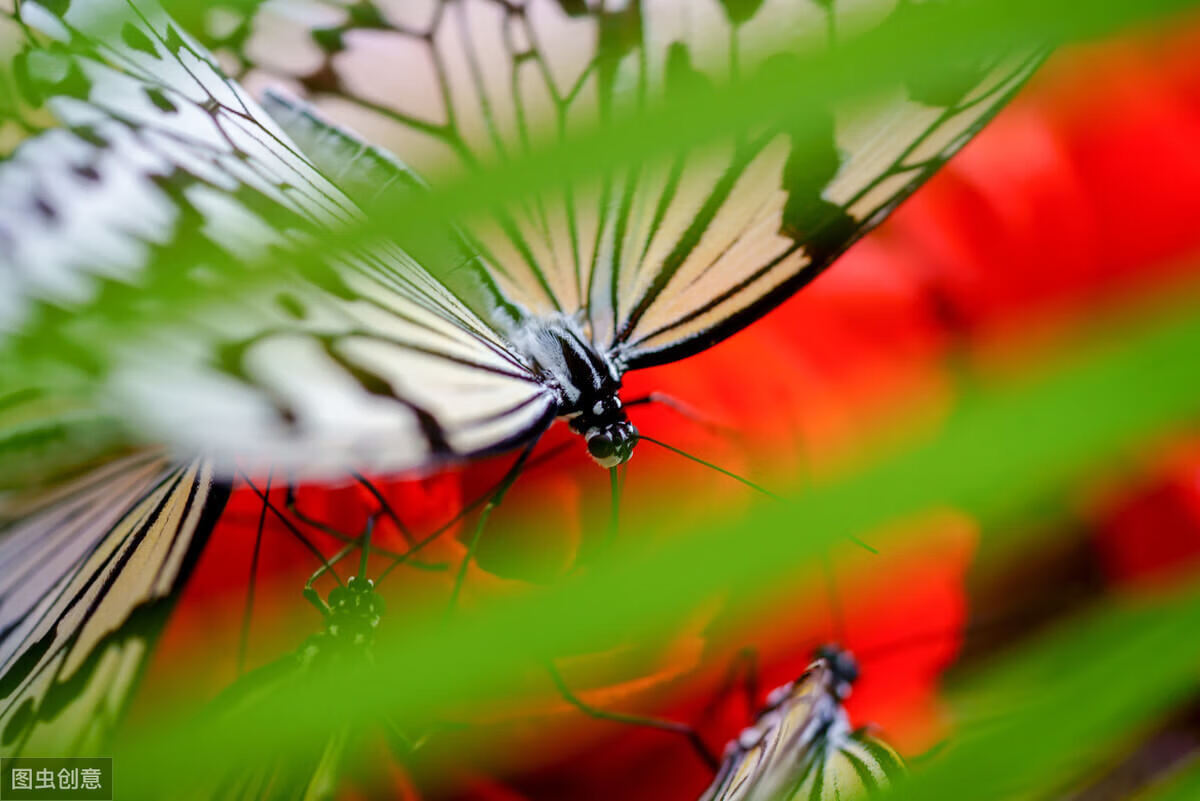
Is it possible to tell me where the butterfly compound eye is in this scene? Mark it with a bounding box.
[587,432,615,460]
[585,421,637,467]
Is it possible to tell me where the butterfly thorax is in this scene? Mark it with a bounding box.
[515,316,636,468]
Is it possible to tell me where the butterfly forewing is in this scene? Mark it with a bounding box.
[2,0,559,477]
[230,0,1042,368]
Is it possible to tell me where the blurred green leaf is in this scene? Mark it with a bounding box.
[893,591,1200,801]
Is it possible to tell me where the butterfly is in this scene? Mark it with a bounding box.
[0,0,1039,764]
[0,0,1043,477]
[699,646,903,801]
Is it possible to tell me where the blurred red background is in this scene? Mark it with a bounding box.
[137,17,1200,801]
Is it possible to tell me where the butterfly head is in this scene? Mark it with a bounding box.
[584,418,638,468]
[814,643,860,700]
[565,392,638,468]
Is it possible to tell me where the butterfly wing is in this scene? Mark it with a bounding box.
[0,454,229,757]
[2,0,558,477]
[807,730,905,800]
[699,659,903,801]
[227,0,1042,367]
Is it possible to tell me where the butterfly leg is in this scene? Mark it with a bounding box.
[698,647,761,727]
[303,541,358,617]
[285,482,440,570]
[546,662,721,772]
[624,392,739,437]
[448,439,539,611]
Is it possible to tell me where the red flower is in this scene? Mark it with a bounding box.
[890,25,1200,346]
[1092,441,1200,589]
[885,22,1200,599]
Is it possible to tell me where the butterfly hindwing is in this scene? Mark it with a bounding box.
[0,455,229,757]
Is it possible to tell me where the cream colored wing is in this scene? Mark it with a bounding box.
[2,0,558,478]
[228,0,1042,367]
[0,455,228,757]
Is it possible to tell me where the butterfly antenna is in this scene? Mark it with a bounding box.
[853,628,960,664]
[283,482,430,567]
[698,647,761,726]
[636,437,878,558]
[237,471,271,674]
[448,439,539,612]
[376,521,457,583]
[635,434,777,498]
[854,602,1064,665]
[545,662,720,772]
[625,392,740,438]
[823,550,847,647]
[359,511,376,581]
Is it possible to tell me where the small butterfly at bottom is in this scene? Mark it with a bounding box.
[701,646,903,801]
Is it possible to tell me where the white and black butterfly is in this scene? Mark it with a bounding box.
[699,646,903,801]
[0,0,1043,477]
[0,0,1038,763]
